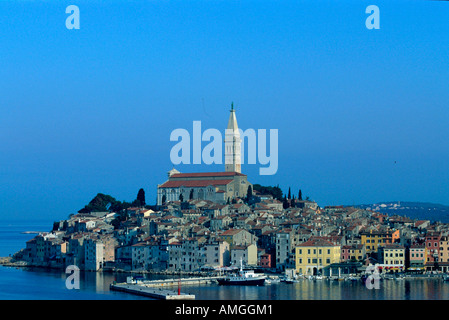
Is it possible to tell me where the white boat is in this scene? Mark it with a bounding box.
[217,259,266,286]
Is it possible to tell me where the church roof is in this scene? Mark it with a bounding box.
[159,179,233,188]
[169,172,246,178]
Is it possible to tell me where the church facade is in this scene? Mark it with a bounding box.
[157,104,252,205]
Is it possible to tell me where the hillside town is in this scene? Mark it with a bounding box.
[7,107,449,279]
[10,190,449,278]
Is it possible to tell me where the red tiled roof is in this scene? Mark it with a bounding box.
[170,172,246,178]
[298,238,336,247]
[159,179,233,188]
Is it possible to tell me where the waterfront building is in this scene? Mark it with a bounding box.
[84,236,116,271]
[295,238,341,275]
[436,236,449,272]
[409,244,426,270]
[380,244,405,272]
[275,229,294,272]
[167,241,183,271]
[425,232,441,266]
[231,243,257,266]
[201,240,230,268]
[85,238,104,271]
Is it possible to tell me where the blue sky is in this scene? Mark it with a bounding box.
[0,0,448,221]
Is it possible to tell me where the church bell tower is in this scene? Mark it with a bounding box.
[225,102,241,173]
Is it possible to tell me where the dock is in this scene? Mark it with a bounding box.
[127,276,221,288]
[110,283,195,300]
[109,276,222,299]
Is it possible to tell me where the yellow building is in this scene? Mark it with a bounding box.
[381,244,405,272]
[295,238,341,275]
[361,229,400,254]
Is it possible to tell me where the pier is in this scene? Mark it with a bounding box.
[109,276,222,299]
[110,283,195,300]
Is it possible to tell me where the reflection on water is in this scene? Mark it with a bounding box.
[1,266,449,300]
[185,278,449,300]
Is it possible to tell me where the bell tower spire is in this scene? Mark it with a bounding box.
[225,102,241,173]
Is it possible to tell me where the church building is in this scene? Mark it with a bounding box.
[157,104,252,205]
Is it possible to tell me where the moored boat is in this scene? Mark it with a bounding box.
[217,259,266,286]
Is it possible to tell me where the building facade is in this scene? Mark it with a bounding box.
[295,238,341,275]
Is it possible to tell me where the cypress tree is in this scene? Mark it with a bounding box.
[136,188,146,207]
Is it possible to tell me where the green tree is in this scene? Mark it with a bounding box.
[189,189,194,200]
[246,185,253,202]
[179,193,184,202]
[78,193,121,213]
[162,195,167,205]
[252,184,283,201]
[282,195,290,209]
[298,189,303,201]
[288,187,291,200]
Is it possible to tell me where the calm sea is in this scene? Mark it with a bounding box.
[1,220,449,300]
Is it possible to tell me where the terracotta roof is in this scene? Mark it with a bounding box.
[170,172,246,178]
[298,238,336,247]
[221,229,245,236]
[159,179,233,188]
